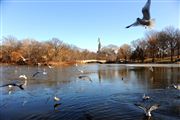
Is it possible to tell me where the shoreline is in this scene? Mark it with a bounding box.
[0,61,179,66]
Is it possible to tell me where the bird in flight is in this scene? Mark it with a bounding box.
[172,84,180,90]
[126,0,155,29]
[32,69,47,77]
[78,75,92,82]
[0,83,24,90]
[135,103,160,117]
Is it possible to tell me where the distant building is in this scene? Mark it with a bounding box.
[97,37,101,53]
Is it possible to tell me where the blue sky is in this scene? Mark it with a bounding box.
[1,0,179,51]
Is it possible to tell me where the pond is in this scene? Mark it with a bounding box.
[0,64,180,120]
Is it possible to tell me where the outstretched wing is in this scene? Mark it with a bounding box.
[32,71,40,77]
[78,75,92,82]
[135,103,147,113]
[142,0,151,20]
[148,104,160,112]
[126,21,140,28]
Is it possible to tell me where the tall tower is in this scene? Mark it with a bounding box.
[97,37,101,53]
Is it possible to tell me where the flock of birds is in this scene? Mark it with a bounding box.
[0,62,94,110]
[0,0,179,119]
[1,62,179,118]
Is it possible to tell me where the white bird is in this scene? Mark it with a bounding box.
[48,64,54,69]
[77,68,84,74]
[37,63,41,67]
[142,94,150,100]
[54,96,60,101]
[149,66,154,72]
[135,103,160,117]
[173,84,180,90]
[20,55,26,61]
[19,74,27,80]
[126,0,155,29]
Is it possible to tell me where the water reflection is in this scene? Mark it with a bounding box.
[0,64,179,120]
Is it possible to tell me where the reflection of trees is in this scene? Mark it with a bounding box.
[133,67,180,89]
[97,65,179,89]
[97,65,130,83]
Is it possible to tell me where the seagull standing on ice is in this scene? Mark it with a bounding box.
[126,0,155,29]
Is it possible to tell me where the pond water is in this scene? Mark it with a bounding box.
[0,64,180,120]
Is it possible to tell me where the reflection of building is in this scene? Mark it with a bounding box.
[97,37,101,53]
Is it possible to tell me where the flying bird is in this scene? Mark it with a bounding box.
[126,0,155,29]
[19,74,27,80]
[48,64,54,69]
[78,75,92,82]
[149,66,154,72]
[172,84,180,90]
[0,83,24,90]
[32,69,47,77]
[54,96,60,101]
[20,55,27,62]
[135,103,160,117]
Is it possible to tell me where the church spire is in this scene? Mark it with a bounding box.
[97,37,101,53]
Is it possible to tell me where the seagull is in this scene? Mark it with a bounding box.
[19,74,28,86]
[126,0,155,29]
[20,55,26,62]
[172,84,180,90]
[142,94,150,100]
[149,66,154,72]
[19,74,27,80]
[48,64,54,69]
[77,68,84,74]
[37,63,41,67]
[75,63,85,73]
[0,83,24,90]
[54,96,60,101]
[135,103,160,117]
[32,69,47,77]
[78,75,92,82]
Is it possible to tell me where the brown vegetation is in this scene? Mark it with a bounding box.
[0,26,179,65]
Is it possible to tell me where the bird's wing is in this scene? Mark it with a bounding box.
[77,68,84,73]
[135,103,147,113]
[126,21,140,28]
[148,104,160,112]
[0,84,11,87]
[32,71,40,77]
[142,0,151,20]
[85,76,93,82]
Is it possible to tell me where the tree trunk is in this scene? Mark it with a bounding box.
[171,48,174,62]
[177,45,179,58]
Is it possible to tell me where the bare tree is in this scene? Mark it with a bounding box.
[156,31,168,59]
[117,44,131,62]
[175,29,180,58]
[146,31,158,62]
[163,26,177,62]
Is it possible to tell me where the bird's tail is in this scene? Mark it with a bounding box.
[148,19,155,28]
